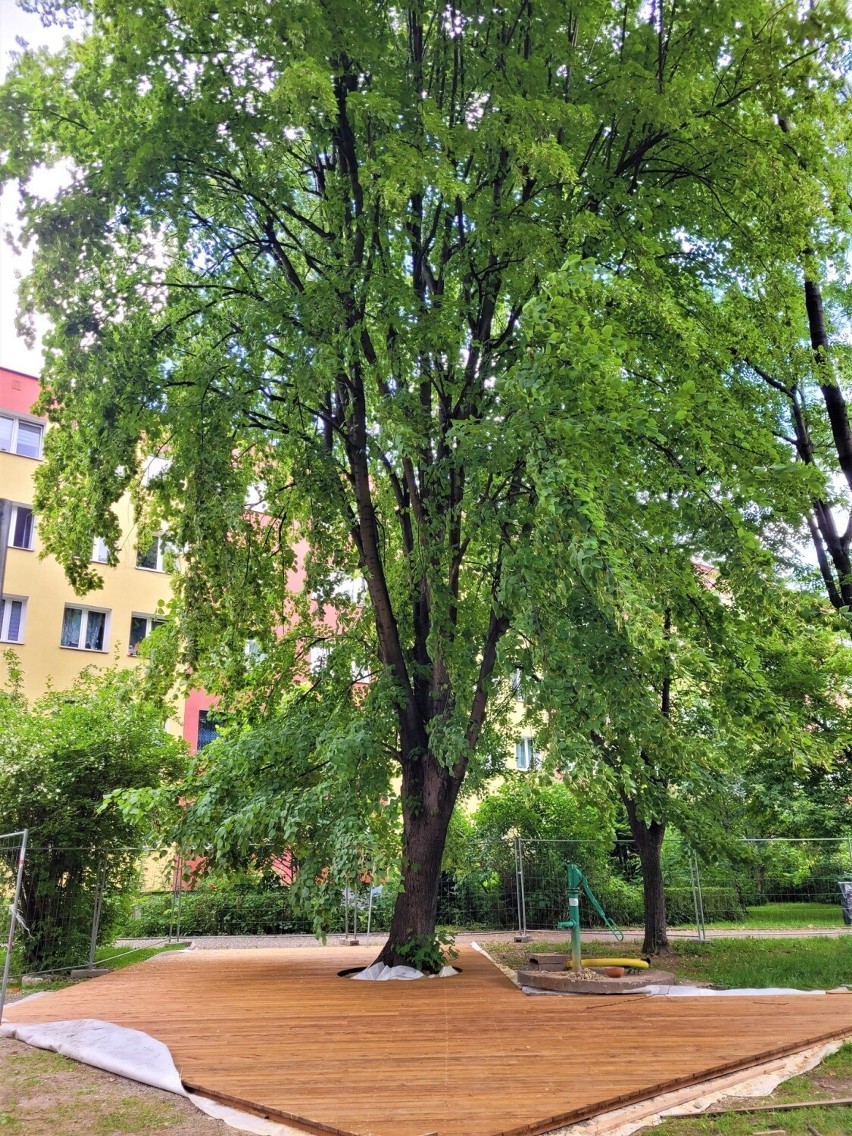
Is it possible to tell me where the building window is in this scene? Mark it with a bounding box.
[515,737,540,772]
[91,536,110,563]
[136,534,173,572]
[309,644,331,673]
[197,710,221,750]
[128,614,165,655]
[332,575,366,604]
[8,505,34,550]
[141,455,171,486]
[0,597,25,643]
[0,415,43,459]
[60,606,108,651]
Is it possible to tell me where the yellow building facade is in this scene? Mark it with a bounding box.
[0,366,176,710]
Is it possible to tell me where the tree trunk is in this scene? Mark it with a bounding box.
[624,800,669,956]
[375,749,460,971]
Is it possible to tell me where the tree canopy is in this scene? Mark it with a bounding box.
[1,0,850,964]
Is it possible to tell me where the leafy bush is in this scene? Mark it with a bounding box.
[130,887,311,936]
[0,667,185,973]
[127,879,399,937]
[436,868,516,930]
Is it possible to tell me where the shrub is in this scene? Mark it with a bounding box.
[126,878,399,937]
[0,668,184,973]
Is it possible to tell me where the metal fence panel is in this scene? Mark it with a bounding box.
[694,836,852,922]
[436,836,519,932]
[0,829,27,1021]
[2,844,156,979]
[2,833,849,983]
[516,837,645,933]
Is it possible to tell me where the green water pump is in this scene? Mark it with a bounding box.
[557,863,624,972]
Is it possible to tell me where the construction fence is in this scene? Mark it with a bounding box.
[1,835,851,985]
[0,829,27,1022]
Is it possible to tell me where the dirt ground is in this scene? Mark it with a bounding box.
[0,1037,229,1135]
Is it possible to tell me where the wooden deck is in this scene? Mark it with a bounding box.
[4,945,852,1136]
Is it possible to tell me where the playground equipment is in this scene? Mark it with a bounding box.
[556,863,649,973]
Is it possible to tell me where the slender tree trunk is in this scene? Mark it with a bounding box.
[624,799,669,956]
[376,749,460,970]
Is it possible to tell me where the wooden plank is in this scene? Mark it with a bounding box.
[4,946,852,1136]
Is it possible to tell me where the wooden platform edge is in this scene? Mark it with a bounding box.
[181,1019,852,1136]
[502,1021,852,1136]
[183,1082,360,1136]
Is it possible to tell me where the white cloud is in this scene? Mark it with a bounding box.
[0,1,80,375]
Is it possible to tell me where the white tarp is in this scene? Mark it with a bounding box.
[349,961,459,980]
[634,983,826,997]
[0,1017,304,1135]
[554,1037,850,1136]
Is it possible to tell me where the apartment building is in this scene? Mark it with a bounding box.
[0,365,218,751]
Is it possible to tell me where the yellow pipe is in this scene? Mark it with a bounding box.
[576,957,651,969]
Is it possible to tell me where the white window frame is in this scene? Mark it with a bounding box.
[128,613,165,655]
[91,536,110,563]
[7,504,35,551]
[515,736,540,772]
[309,644,331,673]
[0,414,43,459]
[60,605,110,652]
[136,534,173,573]
[332,575,366,604]
[141,455,172,486]
[0,596,26,643]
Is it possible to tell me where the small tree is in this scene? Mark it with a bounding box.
[526,565,852,953]
[0,663,185,972]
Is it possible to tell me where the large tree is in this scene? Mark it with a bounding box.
[1,0,848,966]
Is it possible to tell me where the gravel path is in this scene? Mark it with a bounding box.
[114,926,852,951]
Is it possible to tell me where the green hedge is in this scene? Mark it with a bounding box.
[590,880,746,927]
[123,876,746,938]
[125,884,398,937]
[127,889,313,936]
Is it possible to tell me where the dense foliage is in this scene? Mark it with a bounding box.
[0,662,185,971]
[1,0,850,963]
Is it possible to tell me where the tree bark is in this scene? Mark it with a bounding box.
[376,749,460,970]
[623,798,669,955]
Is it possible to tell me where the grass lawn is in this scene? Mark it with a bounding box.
[487,934,852,990]
[0,1039,226,1135]
[709,901,850,930]
[93,943,187,971]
